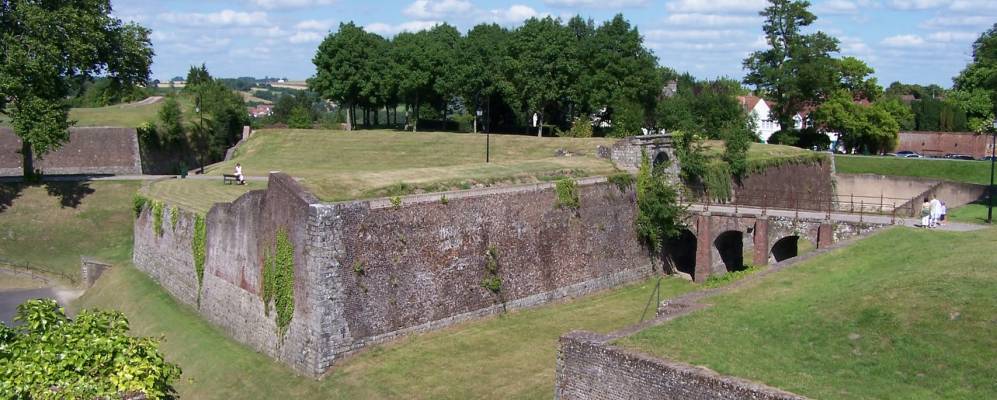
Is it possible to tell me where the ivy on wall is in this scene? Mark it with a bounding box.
[151,201,165,237]
[170,207,179,231]
[555,179,580,210]
[132,194,149,218]
[192,214,206,301]
[262,228,295,337]
[480,246,504,306]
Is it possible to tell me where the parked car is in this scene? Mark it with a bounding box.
[945,154,975,160]
[896,151,922,158]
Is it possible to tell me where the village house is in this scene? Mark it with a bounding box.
[248,104,273,118]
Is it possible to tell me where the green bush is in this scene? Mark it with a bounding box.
[555,179,580,210]
[132,194,149,218]
[262,228,295,336]
[0,299,181,399]
[557,117,594,138]
[170,207,180,231]
[607,173,635,192]
[480,246,502,295]
[635,151,686,253]
[192,214,206,296]
[151,201,165,237]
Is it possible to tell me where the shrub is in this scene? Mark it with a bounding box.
[555,178,580,210]
[132,194,149,218]
[635,151,686,253]
[557,117,593,138]
[151,201,165,237]
[480,246,502,295]
[607,173,635,192]
[0,299,181,399]
[262,228,295,336]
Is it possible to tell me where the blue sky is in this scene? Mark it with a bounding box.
[113,0,997,88]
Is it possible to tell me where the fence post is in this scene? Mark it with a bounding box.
[860,200,864,223]
[880,194,885,214]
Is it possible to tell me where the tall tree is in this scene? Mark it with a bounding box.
[505,17,580,136]
[837,56,881,101]
[0,0,153,179]
[458,23,512,132]
[954,23,997,131]
[586,14,660,128]
[743,0,840,133]
[310,22,381,130]
[391,30,434,132]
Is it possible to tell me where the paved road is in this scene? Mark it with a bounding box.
[0,287,57,325]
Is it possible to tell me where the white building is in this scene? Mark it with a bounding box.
[738,95,780,143]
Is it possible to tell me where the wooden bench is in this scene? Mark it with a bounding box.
[223,174,242,185]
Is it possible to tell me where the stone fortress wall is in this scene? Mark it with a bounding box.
[0,127,142,176]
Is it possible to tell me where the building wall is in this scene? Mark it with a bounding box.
[555,331,807,400]
[896,131,992,158]
[0,127,142,176]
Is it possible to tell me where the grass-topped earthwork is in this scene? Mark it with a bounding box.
[619,227,997,399]
[0,181,139,280]
[835,155,992,185]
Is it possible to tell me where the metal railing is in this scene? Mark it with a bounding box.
[679,186,912,225]
[0,256,78,285]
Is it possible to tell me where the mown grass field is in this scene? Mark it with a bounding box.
[947,202,991,224]
[836,155,992,184]
[69,101,164,127]
[619,227,997,399]
[78,267,693,399]
[0,181,139,279]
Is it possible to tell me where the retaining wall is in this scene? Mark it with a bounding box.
[732,160,834,210]
[0,127,142,176]
[555,331,807,400]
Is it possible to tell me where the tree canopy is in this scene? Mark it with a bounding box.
[0,0,154,179]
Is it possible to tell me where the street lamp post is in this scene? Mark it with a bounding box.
[988,120,997,223]
[478,108,488,163]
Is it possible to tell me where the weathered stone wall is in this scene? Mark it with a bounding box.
[897,131,991,158]
[733,160,834,210]
[0,127,142,176]
[555,331,807,400]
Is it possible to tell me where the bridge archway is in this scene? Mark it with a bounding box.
[771,235,799,262]
[653,151,670,168]
[713,230,745,272]
[663,229,697,279]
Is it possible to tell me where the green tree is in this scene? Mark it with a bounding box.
[743,0,840,132]
[310,23,383,130]
[0,0,154,179]
[875,98,915,131]
[392,30,435,131]
[458,23,512,132]
[813,90,899,153]
[0,299,181,399]
[184,63,212,88]
[584,15,661,125]
[838,56,881,101]
[946,89,994,132]
[288,105,313,129]
[635,151,685,254]
[505,17,580,136]
[157,96,185,145]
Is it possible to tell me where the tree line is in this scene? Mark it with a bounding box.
[309,15,662,136]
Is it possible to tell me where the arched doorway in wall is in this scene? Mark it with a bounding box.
[713,231,745,272]
[771,235,799,262]
[663,229,697,279]
[653,151,670,168]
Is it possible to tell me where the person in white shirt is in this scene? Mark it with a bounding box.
[929,195,942,228]
[234,163,245,185]
[940,201,947,225]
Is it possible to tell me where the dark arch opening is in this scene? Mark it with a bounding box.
[653,151,670,167]
[663,229,697,279]
[713,231,745,272]
[771,235,799,262]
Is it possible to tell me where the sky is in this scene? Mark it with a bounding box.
[112,0,997,88]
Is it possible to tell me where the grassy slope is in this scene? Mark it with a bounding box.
[0,181,139,278]
[946,202,990,224]
[619,227,997,399]
[78,266,693,399]
[835,155,991,185]
[69,101,164,127]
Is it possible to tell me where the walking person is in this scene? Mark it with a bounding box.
[940,201,947,226]
[920,198,931,228]
[929,195,942,228]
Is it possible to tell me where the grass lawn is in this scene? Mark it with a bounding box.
[0,181,139,280]
[69,101,164,127]
[77,265,694,399]
[140,179,266,214]
[946,202,991,224]
[619,227,997,399]
[835,155,992,185]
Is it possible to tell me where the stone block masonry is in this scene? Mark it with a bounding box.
[0,127,142,176]
[555,331,807,400]
[134,173,655,376]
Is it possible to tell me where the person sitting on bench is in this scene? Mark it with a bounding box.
[235,163,245,185]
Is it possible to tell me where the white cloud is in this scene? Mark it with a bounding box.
[949,0,997,11]
[664,13,761,27]
[544,0,649,8]
[404,0,474,19]
[248,0,337,9]
[665,0,767,14]
[926,31,979,42]
[920,15,995,28]
[289,31,325,43]
[881,34,926,47]
[886,0,950,9]
[365,21,441,36]
[159,10,269,27]
[295,19,337,31]
[645,29,744,41]
[481,5,541,24]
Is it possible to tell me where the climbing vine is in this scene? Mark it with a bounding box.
[480,246,503,297]
[170,207,179,231]
[192,214,206,299]
[635,151,686,253]
[132,194,149,218]
[554,178,580,210]
[262,228,295,337]
[151,201,165,236]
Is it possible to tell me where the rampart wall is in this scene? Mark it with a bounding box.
[0,127,142,176]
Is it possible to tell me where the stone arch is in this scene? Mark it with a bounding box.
[653,151,670,168]
[713,230,745,272]
[663,229,697,279]
[770,235,799,262]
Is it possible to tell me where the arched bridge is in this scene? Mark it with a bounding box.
[668,203,894,282]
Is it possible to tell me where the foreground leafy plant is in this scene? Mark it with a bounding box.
[0,299,181,399]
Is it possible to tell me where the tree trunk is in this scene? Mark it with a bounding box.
[414,96,420,132]
[537,115,543,137]
[346,103,353,131]
[21,140,34,180]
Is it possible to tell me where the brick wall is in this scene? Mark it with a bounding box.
[0,127,142,176]
[897,131,991,158]
[733,160,834,210]
[555,331,807,400]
